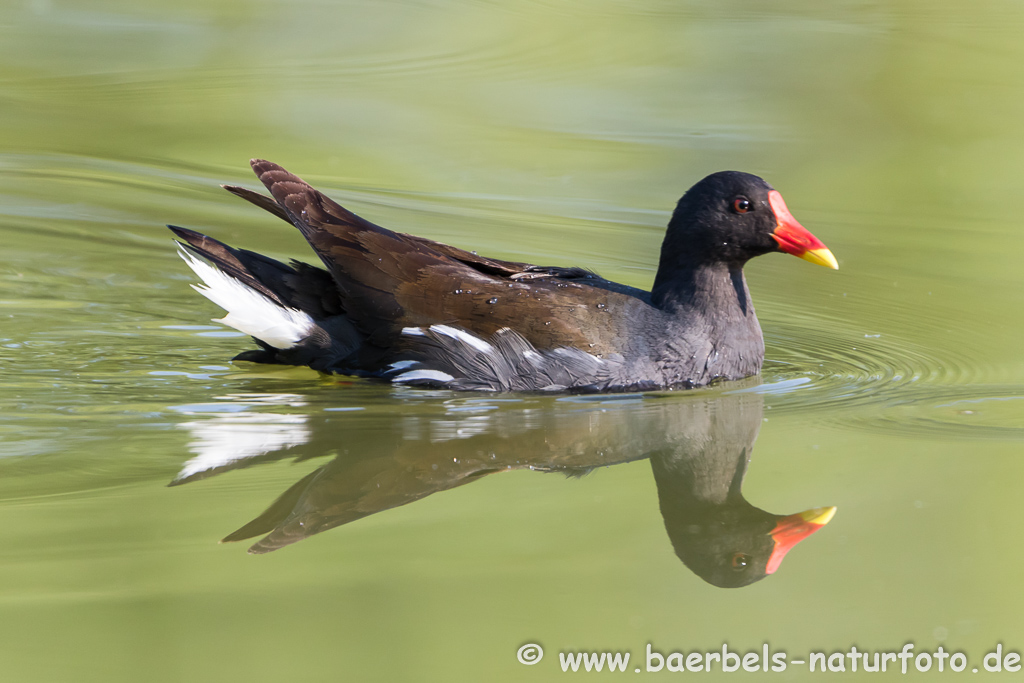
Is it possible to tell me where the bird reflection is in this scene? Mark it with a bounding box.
[172,386,834,588]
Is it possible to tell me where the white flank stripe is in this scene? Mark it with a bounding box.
[388,360,420,371]
[393,369,455,384]
[430,324,494,353]
[553,346,604,364]
[178,248,314,350]
[401,326,426,336]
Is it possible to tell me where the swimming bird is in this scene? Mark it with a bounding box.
[171,160,836,392]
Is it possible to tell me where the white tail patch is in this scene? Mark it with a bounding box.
[178,248,314,350]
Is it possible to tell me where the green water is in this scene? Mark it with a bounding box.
[2,0,1023,680]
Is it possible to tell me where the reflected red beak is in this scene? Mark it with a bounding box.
[768,191,838,270]
[765,506,837,574]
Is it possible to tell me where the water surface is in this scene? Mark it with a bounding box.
[1,1,1023,680]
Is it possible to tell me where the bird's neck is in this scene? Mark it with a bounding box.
[651,260,749,316]
[649,261,764,384]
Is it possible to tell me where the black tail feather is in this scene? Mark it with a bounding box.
[221,184,290,223]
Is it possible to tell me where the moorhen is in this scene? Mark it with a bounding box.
[172,160,836,392]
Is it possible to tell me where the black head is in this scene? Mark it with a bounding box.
[655,170,836,278]
[661,171,782,266]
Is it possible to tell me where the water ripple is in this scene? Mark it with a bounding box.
[761,318,1023,440]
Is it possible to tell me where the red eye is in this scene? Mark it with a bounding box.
[730,552,750,569]
[733,198,752,214]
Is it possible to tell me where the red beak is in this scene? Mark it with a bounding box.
[765,506,837,574]
[768,191,838,270]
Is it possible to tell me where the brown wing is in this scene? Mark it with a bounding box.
[241,160,643,354]
[224,179,539,277]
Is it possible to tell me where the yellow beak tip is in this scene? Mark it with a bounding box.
[802,248,839,270]
[799,506,838,525]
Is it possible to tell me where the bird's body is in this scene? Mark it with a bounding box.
[173,160,836,392]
